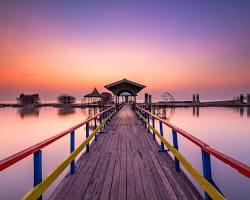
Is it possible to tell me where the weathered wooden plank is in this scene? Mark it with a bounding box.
[81,152,110,200]
[118,151,127,200]
[99,151,117,200]
[89,152,112,200]
[110,151,121,200]
[132,152,145,200]
[127,152,136,200]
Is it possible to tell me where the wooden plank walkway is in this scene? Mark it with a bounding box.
[50,105,202,200]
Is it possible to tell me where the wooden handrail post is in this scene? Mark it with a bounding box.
[94,118,97,141]
[104,112,106,129]
[70,131,75,174]
[100,113,103,131]
[34,150,42,200]
[172,130,180,172]
[147,113,150,133]
[202,150,213,200]
[159,121,165,151]
[152,116,155,140]
[86,122,90,152]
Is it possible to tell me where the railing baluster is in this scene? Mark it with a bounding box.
[172,129,180,172]
[100,113,103,129]
[159,121,165,151]
[94,118,97,141]
[147,113,150,133]
[70,131,75,174]
[152,116,155,140]
[104,112,106,128]
[86,122,90,152]
[34,150,42,200]
[202,150,213,200]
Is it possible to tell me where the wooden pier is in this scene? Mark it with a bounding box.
[50,105,201,200]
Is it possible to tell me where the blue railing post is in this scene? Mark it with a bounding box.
[34,150,42,200]
[152,117,155,140]
[147,113,150,133]
[202,150,213,200]
[99,113,103,132]
[70,131,75,174]
[159,121,165,151]
[172,129,180,172]
[100,113,102,125]
[144,112,147,128]
[104,111,107,125]
[94,118,97,141]
[86,122,90,152]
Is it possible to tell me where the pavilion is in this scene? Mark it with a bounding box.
[83,88,104,104]
[104,78,146,104]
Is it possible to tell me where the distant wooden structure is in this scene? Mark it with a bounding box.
[101,92,114,104]
[17,93,41,106]
[83,88,104,104]
[104,78,145,104]
[57,95,76,104]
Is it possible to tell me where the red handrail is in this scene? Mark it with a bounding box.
[0,106,114,171]
[136,106,250,178]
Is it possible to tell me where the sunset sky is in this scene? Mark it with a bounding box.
[1,1,250,101]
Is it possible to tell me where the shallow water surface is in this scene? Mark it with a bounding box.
[0,106,249,199]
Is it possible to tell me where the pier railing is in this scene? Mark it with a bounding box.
[0,103,124,200]
[135,105,250,200]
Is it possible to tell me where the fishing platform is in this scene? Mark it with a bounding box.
[0,79,249,200]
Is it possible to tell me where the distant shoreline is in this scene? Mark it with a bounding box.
[0,101,249,108]
[0,103,112,108]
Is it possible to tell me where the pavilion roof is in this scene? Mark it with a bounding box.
[84,88,103,98]
[104,78,146,96]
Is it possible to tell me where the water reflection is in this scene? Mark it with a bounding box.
[192,107,199,117]
[152,107,175,120]
[58,107,75,116]
[1,106,250,199]
[233,107,250,117]
[240,107,244,117]
[88,107,98,118]
[18,107,40,118]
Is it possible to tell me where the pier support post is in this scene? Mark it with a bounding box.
[159,121,165,151]
[104,112,106,129]
[172,130,180,172]
[100,113,103,131]
[193,94,196,103]
[86,122,90,152]
[201,150,213,200]
[196,94,200,103]
[147,113,150,133]
[152,117,155,140]
[149,94,152,112]
[70,131,75,174]
[94,118,97,141]
[34,150,42,200]
[240,94,244,103]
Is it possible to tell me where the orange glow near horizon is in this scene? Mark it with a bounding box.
[1,38,249,94]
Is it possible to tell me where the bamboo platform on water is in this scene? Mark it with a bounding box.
[50,105,202,200]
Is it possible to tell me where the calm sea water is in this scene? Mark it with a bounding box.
[0,106,250,199]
